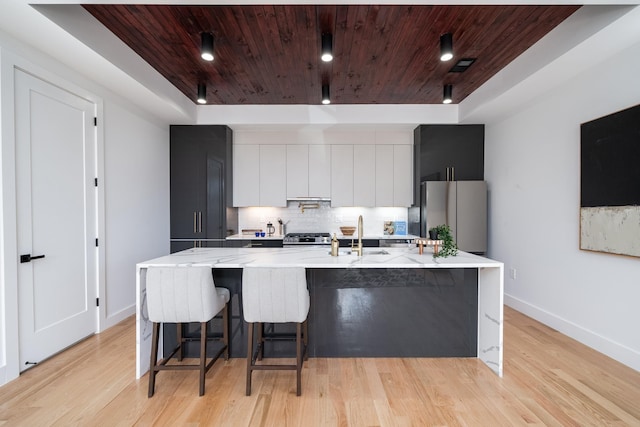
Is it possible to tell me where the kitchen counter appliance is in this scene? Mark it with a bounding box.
[283,232,331,246]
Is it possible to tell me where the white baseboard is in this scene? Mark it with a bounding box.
[504,293,640,372]
[100,304,135,331]
[0,365,19,388]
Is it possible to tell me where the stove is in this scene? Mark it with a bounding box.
[283,232,331,245]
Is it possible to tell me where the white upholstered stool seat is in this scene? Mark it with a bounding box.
[242,267,310,396]
[146,266,230,397]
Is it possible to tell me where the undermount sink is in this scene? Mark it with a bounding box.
[366,250,390,255]
[328,249,390,256]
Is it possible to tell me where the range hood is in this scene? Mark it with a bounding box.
[286,196,331,202]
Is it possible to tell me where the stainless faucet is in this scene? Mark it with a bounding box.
[352,215,364,256]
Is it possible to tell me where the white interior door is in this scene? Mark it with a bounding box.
[15,69,97,371]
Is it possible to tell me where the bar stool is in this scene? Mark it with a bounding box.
[242,267,309,396]
[146,266,230,397]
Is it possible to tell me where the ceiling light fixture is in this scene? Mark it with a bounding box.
[201,32,214,61]
[449,58,476,73]
[440,33,453,62]
[443,84,453,104]
[197,83,207,104]
[321,33,333,62]
[322,84,330,105]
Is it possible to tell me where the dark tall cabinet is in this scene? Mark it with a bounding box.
[413,124,484,205]
[170,125,237,252]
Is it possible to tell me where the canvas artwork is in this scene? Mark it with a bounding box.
[580,104,640,257]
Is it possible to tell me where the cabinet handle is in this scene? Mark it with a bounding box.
[193,212,197,233]
[451,167,455,181]
[198,211,203,233]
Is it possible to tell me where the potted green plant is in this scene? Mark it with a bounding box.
[428,227,439,240]
[430,224,458,258]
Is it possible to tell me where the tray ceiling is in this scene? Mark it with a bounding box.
[83,4,580,106]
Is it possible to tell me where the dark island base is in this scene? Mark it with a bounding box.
[163,268,478,359]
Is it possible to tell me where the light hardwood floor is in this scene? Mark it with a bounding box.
[1,306,639,426]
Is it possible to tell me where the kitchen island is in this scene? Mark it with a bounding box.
[136,246,503,378]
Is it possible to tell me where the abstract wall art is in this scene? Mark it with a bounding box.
[580,103,640,257]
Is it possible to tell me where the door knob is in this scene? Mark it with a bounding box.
[20,254,45,263]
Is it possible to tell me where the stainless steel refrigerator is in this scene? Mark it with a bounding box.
[408,181,487,254]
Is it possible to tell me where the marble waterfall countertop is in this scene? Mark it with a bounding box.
[136,246,504,379]
[137,245,498,269]
[225,233,420,241]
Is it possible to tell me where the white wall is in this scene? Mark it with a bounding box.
[0,34,170,385]
[102,102,169,327]
[484,39,640,371]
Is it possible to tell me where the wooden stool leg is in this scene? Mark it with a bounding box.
[303,319,309,361]
[296,322,302,396]
[257,323,264,361]
[223,302,230,360]
[148,322,160,398]
[177,322,184,361]
[199,321,207,396]
[246,322,254,396]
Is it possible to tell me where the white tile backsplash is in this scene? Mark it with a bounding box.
[237,202,408,236]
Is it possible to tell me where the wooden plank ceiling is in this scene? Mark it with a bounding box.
[83,5,580,105]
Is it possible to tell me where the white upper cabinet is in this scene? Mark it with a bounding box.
[233,144,286,207]
[233,130,413,207]
[259,145,287,207]
[354,145,376,207]
[286,144,331,199]
[393,144,413,206]
[331,145,354,207]
[375,145,394,206]
[233,144,260,207]
[286,145,309,199]
[308,145,331,198]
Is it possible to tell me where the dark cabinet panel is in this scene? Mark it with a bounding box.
[165,267,478,358]
[338,239,379,248]
[414,125,484,204]
[170,126,236,252]
[248,240,283,248]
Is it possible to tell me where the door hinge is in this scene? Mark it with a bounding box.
[94,117,97,126]
[95,238,99,247]
[94,177,98,187]
[96,298,100,307]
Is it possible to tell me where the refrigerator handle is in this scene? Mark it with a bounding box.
[193,211,197,233]
[445,167,455,181]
